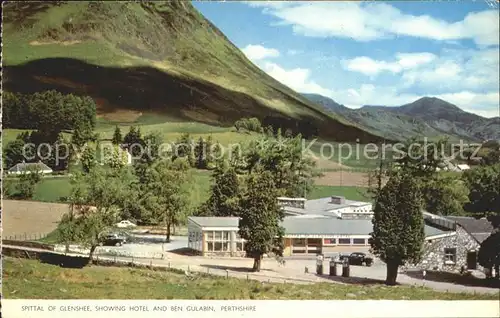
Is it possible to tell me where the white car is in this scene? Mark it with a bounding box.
[115,220,137,228]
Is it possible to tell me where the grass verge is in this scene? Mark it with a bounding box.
[3,258,497,300]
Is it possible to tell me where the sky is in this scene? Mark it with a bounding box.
[193,1,500,118]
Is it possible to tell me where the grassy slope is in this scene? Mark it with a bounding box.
[4,258,496,300]
[2,1,382,143]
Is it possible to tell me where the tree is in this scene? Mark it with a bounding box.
[200,162,240,216]
[112,126,123,145]
[123,126,145,158]
[462,164,500,219]
[238,170,285,272]
[3,139,26,169]
[370,172,425,285]
[422,175,469,216]
[478,230,500,279]
[57,165,136,261]
[16,170,43,199]
[172,133,195,166]
[243,133,320,197]
[80,146,97,173]
[139,159,191,241]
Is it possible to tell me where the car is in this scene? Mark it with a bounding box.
[347,252,373,266]
[115,220,137,228]
[99,233,127,246]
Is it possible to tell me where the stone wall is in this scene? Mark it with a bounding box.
[410,226,480,272]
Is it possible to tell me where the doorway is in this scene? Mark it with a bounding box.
[467,251,477,270]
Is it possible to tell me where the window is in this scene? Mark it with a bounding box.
[353,238,366,245]
[338,238,351,245]
[444,248,457,264]
[293,238,306,246]
[206,230,232,252]
[323,238,336,245]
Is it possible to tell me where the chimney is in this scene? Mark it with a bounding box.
[277,197,306,209]
[330,196,346,205]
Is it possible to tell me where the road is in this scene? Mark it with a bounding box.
[4,243,499,295]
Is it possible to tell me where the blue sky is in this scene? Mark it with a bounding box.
[193,1,499,118]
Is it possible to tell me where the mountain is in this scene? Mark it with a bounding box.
[2,1,382,143]
[303,94,499,142]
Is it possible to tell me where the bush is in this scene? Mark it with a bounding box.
[234,117,263,133]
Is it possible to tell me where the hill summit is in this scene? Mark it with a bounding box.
[303,94,499,142]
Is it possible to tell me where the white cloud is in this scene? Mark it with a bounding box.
[401,48,500,91]
[432,91,500,118]
[241,44,280,60]
[342,52,436,76]
[247,2,499,46]
[259,62,334,97]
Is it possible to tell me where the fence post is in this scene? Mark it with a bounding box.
[24,233,27,240]
[188,265,190,273]
[247,274,249,281]
[226,270,229,279]
[207,268,210,274]
[168,262,171,269]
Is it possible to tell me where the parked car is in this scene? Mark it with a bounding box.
[115,220,137,228]
[99,233,127,246]
[347,252,373,266]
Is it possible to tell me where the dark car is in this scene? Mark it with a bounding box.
[99,233,127,246]
[347,252,373,266]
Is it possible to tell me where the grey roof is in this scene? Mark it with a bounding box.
[8,162,52,172]
[445,216,494,234]
[189,216,239,228]
[283,197,371,216]
[281,216,448,238]
[471,233,492,244]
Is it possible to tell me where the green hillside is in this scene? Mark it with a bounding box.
[2,1,382,143]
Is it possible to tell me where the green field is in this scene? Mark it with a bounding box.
[4,171,368,207]
[3,258,495,300]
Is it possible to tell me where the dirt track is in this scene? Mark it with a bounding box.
[314,171,372,187]
[2,200,68,238]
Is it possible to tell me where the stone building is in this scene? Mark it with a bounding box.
[410,213,493,273]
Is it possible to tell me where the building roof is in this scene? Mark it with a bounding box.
[283,197,371,217]
[444,216,494,242]
[8,161,52,172]
[189,216,239,228]
[281,216,448,238]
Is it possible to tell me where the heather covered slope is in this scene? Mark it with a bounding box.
[2,1,382,142]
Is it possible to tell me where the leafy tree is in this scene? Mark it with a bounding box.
[194,137,207,169]
[57,165,136,260]
[393,137,447,178]
[103,145,129,170]
[139,159,191,241]
[3,139,26,169]
[243,132,320,197]
[112,126,123,145]
[172,133,195,167]
[200,162,240,216]
[16,170,43,199]
[478,230,500,279]
[462,164,500,219]
[80,146,97,173]
[370,172,425,285]
[123,126,145,158]
[238,170,285,272]
[422,175,469,216]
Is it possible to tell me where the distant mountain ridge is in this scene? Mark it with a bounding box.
[303,94,500,142]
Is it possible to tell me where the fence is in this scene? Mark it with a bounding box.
[91,253,321,285]
[3,232,50,241]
